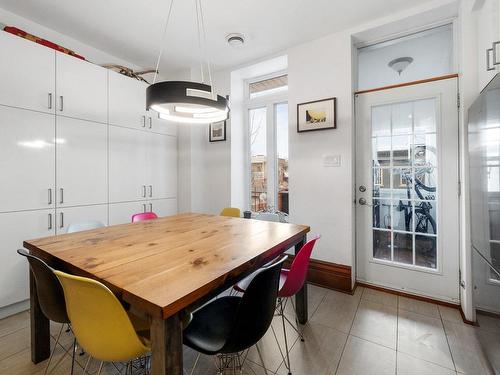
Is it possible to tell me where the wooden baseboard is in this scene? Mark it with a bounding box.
[286,256,352,294]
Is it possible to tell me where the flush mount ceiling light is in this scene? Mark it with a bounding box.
[226,33,245,47]
[388,57,414,75]
[146,0,229,124]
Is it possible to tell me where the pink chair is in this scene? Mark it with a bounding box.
[233,235,320,374]
[131,212,158,223]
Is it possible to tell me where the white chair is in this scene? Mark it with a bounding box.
[66,221,105,234]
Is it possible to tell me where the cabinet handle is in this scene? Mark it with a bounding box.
[493,41,500,66]
[59,96,64,111]
[142,185,146,198]
[48,93,53,109]
[142,115,146,127]
[143,203,147,213]
[149,185,153,197]
[149,117,153,129]
[48,213,53,230]
[48,188,52,205]
[60,212,64,228]
[59,188,64,204]
[149,203,153,212]
[487,48,496,71]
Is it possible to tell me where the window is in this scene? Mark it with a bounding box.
[247,74,288,213]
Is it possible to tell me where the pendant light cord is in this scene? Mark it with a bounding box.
[196,0,215,98]
[153,0,175,84]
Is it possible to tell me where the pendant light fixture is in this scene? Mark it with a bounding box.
[146,0,229,124]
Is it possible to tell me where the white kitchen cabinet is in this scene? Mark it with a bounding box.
[148,133,178,199]
[477,0,500,91]
[56,117,107,207]
[56,52,107,123]
[56,204,108,234]
[148,198,178,217]
[109,125,148,203]
[109,71,148,129]
[0,209,55,307]
[0,106,55,213]
[109,201,147,225]
[0,31,55,114]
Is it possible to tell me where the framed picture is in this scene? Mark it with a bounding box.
[209,121,227,142]
[297,97,336,133]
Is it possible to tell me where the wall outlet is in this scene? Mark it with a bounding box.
[323,154,341,167]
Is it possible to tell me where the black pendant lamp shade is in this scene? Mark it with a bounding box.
[147,81,229,124]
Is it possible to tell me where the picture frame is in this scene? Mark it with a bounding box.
[209,120,227,142]
[297,97,336,133]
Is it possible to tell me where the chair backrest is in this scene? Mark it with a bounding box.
[220,207,241,218]
[54,271,150,362]
[17,249,69,324]
[222,255,287,353]
[67,220,105,234]
[254,212,280,222]
[131,212,158,223]
[279,236,320,298]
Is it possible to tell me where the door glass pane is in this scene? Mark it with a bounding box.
[371,98,439,270]
[276,103,289,214]
[250,107,267,212]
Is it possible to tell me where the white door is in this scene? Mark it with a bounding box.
[109,201,147,225]
[56,117,107,207]
[56,52,107,123]
[0,209,55,307]
[147,133,177,200]
[108,71,148,129]
[148,198,177,217]
[109,126,148,203]
[56,204,108,234]
[0,31,55,114]
[355,77,460,302]
[0,106,55,213]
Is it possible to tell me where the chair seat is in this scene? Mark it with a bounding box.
[234,269,288,294]
[183,296,241,355]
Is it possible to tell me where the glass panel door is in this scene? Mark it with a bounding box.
[249,107,267,211]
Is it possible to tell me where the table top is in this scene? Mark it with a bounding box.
[24,213,309,319]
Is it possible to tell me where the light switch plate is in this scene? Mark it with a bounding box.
[323,154,341,167]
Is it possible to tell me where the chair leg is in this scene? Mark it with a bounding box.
[70,338,76,375]
[189,353,201,375]
[280,309,292,375]
[288,297,305,342]
[255,344,269,375]
[96,361,104,375]
[82,356,92,375]
[43,323,64,375]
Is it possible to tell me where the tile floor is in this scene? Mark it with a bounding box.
[0,285,499,374]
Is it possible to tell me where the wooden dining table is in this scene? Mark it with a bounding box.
[23,213,310,374]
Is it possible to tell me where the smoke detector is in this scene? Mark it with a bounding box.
[226,33,245,47]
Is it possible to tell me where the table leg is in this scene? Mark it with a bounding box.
[30,271,50,363]
[151,313,183,375]
[294,235,308,324]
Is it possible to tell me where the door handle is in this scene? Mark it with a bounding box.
[59,95,64,111]
[493,41,500,66]
[487,48,496,71]
[59,188,64,204]
[358,197,372,207]
[142,115,146,127]
[142,185,147,198]
[48,213,53,230]
[143,203,147,213]
[149,185,153,197]
[48,93,53,109]
[148,117,153,129]
[149,203,153,212]
[48,188,52,205]
[359,185,366,192]
[60,212,64,228]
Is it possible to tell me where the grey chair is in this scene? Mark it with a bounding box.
[66,220,105,234]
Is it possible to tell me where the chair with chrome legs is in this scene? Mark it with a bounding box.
[183,255,288,375]
[233,236,320,375]
[17,249,77,375]
[54,270,151,375]
[220,207,241,218]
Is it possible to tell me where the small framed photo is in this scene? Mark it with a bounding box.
[297,97,336,133]
[209,121,227,142]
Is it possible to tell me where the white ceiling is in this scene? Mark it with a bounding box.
[0,0,436,75]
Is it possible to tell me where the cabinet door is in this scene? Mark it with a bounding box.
[0,209,55,308]
[56,204,108,234]
[149,198,177,218]
[56,52,107,123]
[0,106,55,213]
[0,31,55,114]
[149,110,178,136]
[147,133,177,200]
[109,201,147,225]
[109,71,148,129]
[56,117,107,207]
[478,0,500,90]
[109,126,148,203]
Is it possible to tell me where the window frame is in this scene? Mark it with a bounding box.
[244,71,288,213]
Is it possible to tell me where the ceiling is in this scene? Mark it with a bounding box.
[0,0,436,75]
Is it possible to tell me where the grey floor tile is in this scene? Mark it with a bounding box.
[398,309,454,370]
[336,335,396,375]
[398,296,440,319]
[477,313,500,334]
[397,352,456,375]
[283,284,329,320]
[350,299,397,349]
[362,288,398,308]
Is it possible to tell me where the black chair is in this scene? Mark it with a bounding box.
[17,249,76,375]
[183,255,287,375]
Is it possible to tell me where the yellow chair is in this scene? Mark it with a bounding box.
[220,207,241,218]
[54,271,150,374]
